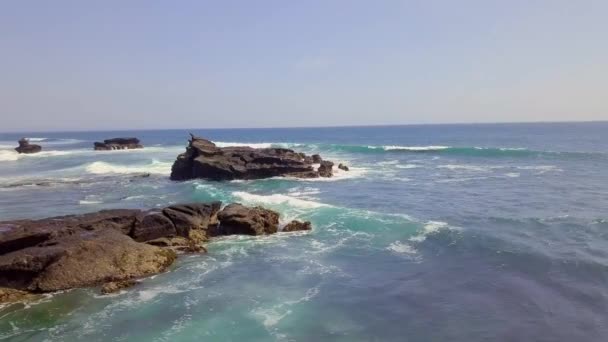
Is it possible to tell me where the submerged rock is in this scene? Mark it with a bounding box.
[101,280,137,294]
[338,163,349,171]
[282,220,312,232]
[170,134,336,181]
[94,137,143,150]
[14,138,41,154]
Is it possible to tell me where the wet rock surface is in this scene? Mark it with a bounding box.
[0,201,311,302]
[170,135,336,181]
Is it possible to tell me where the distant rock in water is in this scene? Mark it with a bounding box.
[94,137,143,150]
[14,138,41,154]
[170,134,336,181]
[338,163,349,171]
[0,201,311,302]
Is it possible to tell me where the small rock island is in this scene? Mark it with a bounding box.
[14,138,42,154]
[170,134,335,181]
[94,137,143,150]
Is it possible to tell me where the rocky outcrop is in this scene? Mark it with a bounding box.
[94,137,143,150]
[215,204,280,236]
[0,201,312,302]
[338,163,349,171]
[170,135,336,181]
[282,220,312,232]
[318,161,334,177]
[14,138,41,154]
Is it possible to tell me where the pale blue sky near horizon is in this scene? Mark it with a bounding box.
[1,0,607,132]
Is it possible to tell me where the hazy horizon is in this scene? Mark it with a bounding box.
[2,1,607,131]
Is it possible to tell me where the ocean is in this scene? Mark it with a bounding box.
[0,122,607,341]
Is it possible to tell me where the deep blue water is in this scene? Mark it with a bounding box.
[0,122,607,341]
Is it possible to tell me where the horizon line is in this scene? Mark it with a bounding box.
[1,119,606,134]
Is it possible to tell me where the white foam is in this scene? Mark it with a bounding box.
[376,145,450,151]
[438,164,489,172]
[395,164,421,169]
[505,172,520,178]
[85,160,171,175]
[387,241,418,254]
[409,221,450,242]
[213,141,302,149]
[79,200,103,205]
[0,150,18,161]
[232,191,329,209]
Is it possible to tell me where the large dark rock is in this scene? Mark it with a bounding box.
[318,161,334,177]
[215,204,280,236]
[0,201,309,302]
[94,137,143,150]
[14,138,41,154]
[170,135,336,181]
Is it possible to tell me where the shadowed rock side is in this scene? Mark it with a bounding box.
[94,137,143,150]
[0,202,311,302]
[170,135,334,181]
[14,138,42,154]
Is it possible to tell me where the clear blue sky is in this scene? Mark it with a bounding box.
[1,0,607,131]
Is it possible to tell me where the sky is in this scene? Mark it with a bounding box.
[1,0,607,132]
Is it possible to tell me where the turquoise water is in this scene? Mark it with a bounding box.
[1,123,607,341]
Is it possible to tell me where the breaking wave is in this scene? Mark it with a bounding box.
[85,160,172,175]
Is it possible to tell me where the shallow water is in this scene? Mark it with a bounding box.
[1,123,607,341]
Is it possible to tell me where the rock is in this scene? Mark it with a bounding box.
[318,161,334,177]
[282,220,312,232]
[338,163,349,171]
[170,135,336,181]
[312,154,323,163]
[0,201,301,296]
[94,137,143,150]
[0,287,39,304]
[101,280,137,294]
[0,228,176,292]
[215,204,279,236]
[14,138,41,154]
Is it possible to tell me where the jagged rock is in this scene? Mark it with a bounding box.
[318,161,334,177]
[215,204,279,236]
[101,280,137,294]
[338,163,349,171]
[170,135,335,181]
[282,220,312,232]
[312,154,323,163]
[0,201,300,298]
[94,137,143,150]
[14,138,41,154]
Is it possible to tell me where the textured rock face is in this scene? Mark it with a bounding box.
[170,135,334,181]
[14,138,41,154]
[94,137,143,150]
[282,220,312,232]
[215,204,280,236]
[0,202,221,294]
[318,161,334,177]
[0,201,311,301]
